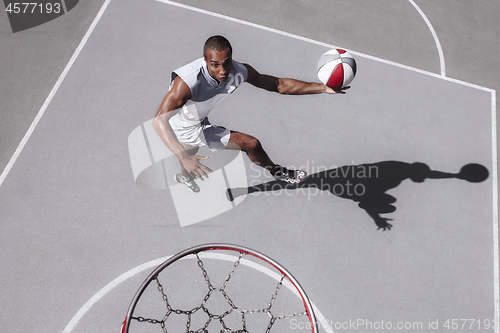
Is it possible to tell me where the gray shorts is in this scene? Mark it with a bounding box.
[169,116,231,150]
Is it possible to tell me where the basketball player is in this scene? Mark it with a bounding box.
[153,35,346,193]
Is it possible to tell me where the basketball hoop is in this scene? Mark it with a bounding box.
[121,244,318,333]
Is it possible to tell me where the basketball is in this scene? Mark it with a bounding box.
[317,48,357,89]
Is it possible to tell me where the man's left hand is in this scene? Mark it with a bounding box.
[324,85,350,94]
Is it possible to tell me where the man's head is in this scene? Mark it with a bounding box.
[203,35,233,83]
[203,35,232,57]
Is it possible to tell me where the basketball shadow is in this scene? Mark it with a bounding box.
[226,161,489,230]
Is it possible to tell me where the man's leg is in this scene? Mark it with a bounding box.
[226,131,307,183]
[226,131,278,174]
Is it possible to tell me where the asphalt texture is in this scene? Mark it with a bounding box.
[0,1,498,333]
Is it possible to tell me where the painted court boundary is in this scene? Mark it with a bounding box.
[62,253,334,333]
[0,0,113,188]
[157,0,486,91]
[0,0,495,331]
[407,0,445,76]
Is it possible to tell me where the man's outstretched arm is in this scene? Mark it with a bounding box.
[243,63,348,95]
[152,76,212,180]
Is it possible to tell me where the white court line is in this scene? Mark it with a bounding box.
[492,90,499,329]
[0,0,112,188]
[156,0,492,93]
[408,0,446,76]
[62,254,334,333]
[61,0,68,13]
[62,256,169,333]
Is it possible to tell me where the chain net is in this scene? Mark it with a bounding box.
[128,250,310,333]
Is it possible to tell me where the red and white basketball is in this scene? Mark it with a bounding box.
[317,49,357,89]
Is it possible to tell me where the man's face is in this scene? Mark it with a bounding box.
[204,48,232,83]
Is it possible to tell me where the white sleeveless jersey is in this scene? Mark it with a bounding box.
[169,58,248,128]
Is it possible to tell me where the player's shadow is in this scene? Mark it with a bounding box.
[226,161,489,230]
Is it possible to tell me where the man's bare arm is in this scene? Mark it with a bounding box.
[152,76,212,179]
[243,63,348,95]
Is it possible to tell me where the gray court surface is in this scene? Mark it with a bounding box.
[0,1,498,333]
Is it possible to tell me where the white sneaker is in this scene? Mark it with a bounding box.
[273,165,307,184]
[174,173,200,193]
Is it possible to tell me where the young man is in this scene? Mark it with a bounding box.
[153,36,345,193]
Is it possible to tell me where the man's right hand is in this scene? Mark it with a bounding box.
[180,155,213,180]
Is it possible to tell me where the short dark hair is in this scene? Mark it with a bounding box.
[203,35,232,57]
